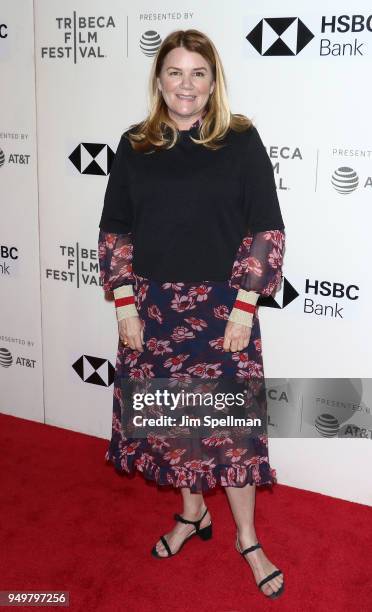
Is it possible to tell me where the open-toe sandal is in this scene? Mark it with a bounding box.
[151,506,212,559]
[236,535,284,599]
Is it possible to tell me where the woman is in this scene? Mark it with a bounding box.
[98,29,285,599]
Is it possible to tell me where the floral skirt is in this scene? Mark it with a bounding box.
[104,273,277,493]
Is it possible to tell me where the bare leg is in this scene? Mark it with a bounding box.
[225,483,283,597]
[154,487,211,556]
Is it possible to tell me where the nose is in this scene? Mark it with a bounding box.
[180,74,194,89]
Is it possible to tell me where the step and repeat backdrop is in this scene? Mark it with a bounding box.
[1,0,372,505]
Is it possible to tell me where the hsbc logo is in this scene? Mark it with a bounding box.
[246,17,314,55]
[247,14,372,58]
[258,277,299,309]
[69,142,115,175]
[72,354,115,386]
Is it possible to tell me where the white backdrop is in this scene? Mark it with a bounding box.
[0,0,44,422]
[1,0,372,505]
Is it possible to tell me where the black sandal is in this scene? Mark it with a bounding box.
[236,536,284,599]
[151,506,212,558]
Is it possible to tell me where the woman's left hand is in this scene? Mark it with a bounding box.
[223,320,252,352]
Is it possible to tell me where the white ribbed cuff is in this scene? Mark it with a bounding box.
[113,285,138,321]
[228,289,259,327]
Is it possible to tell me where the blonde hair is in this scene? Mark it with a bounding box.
[126,29,252,152]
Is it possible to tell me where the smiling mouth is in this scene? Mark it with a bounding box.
[176,94,196,100]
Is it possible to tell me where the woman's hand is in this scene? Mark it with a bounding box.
[118,316,144,352]
[223,320,252,352]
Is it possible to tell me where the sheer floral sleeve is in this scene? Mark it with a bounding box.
[98,230,135,292]
[98,230,138,320]
[229,230,285,327]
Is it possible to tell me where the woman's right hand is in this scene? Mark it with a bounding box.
[118,316,144,352]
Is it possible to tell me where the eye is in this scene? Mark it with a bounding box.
[169,70,181,76]
[194,71,205,77]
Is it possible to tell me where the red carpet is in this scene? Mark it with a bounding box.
[1,412,371,611]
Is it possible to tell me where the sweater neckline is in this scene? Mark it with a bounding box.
[178,115,204,133]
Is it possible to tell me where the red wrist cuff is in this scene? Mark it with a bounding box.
[114,295,135,308]
[113,285,138,321]
[228,289,259,327]
[233,299,256,314]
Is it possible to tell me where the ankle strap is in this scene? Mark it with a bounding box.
[240,542,261,555]
[174,507,208,531]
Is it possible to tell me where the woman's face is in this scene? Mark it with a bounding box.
[157,47,215,127]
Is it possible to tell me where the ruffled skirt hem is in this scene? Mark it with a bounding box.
[104,448,277,494]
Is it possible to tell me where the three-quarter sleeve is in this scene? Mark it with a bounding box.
[242,126,285,234]
[98,134,138,320]
[228,126,285,327]
[99,134,133,234]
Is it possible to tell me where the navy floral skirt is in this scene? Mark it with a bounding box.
[104,273,277,493]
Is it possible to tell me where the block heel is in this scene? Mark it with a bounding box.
[198,523,212,540]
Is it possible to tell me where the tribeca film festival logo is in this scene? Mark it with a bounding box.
[40,13,115,63]
[0,347,36,369]
[246,14,372,57]
[267,142,303,192]
[69,142,115,175]
[45,243,100,287]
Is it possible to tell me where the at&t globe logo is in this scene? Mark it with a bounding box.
[331,166,359,194]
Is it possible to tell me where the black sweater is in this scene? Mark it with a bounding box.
[99,123,285,282]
